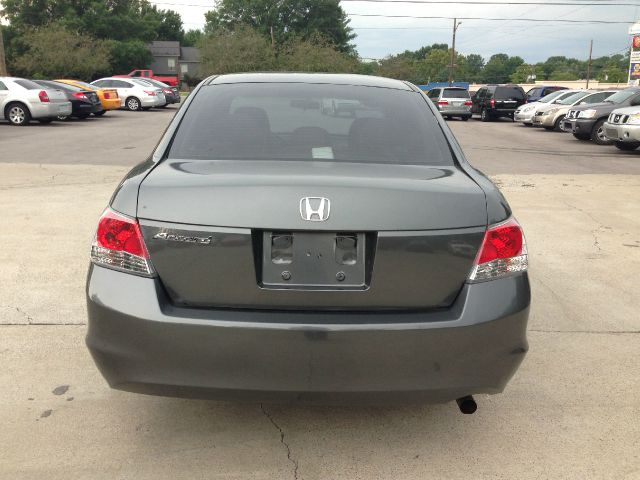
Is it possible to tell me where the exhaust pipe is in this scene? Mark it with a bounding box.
[456,395,477,414]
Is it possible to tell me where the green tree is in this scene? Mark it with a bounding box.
[183,29,204,47]
[199,26,276,76]
[482,53,524,83]
[204,0,355,53]
[375,56,418,83]
[106,40,153,76]
[11,22,110,79]
[278,33,359,73]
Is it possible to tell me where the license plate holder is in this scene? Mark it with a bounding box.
[261,231,366,289]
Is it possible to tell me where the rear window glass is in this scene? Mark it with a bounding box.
[555,92,588,105]
[70,81,96,90]
[442,88,470,99]
[14,79,43,90]
[494,87,524,100]
[169,83,454,166]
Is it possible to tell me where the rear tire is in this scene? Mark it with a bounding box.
[93,110,106,116]
[480,108,490,122]
[461,116,469,121]
[125,97,142,111]
[614,141,640,151]
[591,119,613,145]
[5,102,31,126]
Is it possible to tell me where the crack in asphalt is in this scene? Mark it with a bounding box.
[562,201,610,252]
[260,404,299,480]
[0,305,35,324]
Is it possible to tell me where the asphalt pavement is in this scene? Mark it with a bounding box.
[0,108,639,479]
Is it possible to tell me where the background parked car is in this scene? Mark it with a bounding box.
[426,87,472,120]
[55,79,120,116]
[33,80,102,120]
[525,85,568,103]
[564,88,640,145]
[0,77,71,126]
[514,90,570,126]
[131,78,180,106]
[112,69,178,87]
[603,106,640,151]
[91,78,165,111]
[471,85,526,121]
[533,90,616,132]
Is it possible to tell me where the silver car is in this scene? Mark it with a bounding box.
[91,78,166,111]
[514,90,569,126]
[426,87,472,120]
[0,77,72,126]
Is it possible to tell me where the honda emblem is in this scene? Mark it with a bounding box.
[300,197,330,222]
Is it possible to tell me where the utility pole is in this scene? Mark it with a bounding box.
[448,18,462,86]
[270,26,275,50]
[586,39,593,89]
[0,23,7,76]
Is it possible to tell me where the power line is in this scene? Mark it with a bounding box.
[343,0,640,5]
[348,13,634,24]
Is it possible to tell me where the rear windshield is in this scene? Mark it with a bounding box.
[442,88,470,99]
[169,83,454,166]
[14,79,43,90]
[69,80,96,90]
[494,87,525,100]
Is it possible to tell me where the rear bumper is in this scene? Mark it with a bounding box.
[439,107,471,117]
[30,102,72,119]
[514,111,534,123]
[100,98,121,111]
[73,102,102,116]
[603,122,640,142]
[86,265,530,404]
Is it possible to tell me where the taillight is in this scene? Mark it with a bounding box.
[144,90,156,96]
[38,91,50,103]
[468,217,528,282]
[464,100,472,106]
[437,100,449,105]
[90,208,154,276]
[72,92,87,100]
[490,98,495,108]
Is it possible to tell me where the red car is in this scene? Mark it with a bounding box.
[113,70,178,87]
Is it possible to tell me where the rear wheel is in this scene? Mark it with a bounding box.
[614,141,640,151]
[5,103,31,126]
[591,119,613,145]
[480,108,490,122]
[461,116,469,121]
[125,97,142,111]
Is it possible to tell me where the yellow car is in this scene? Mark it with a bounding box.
[55,79,120,115]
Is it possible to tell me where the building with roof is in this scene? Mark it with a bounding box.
[148,41,201,81]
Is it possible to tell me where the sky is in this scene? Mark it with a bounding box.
[150,0,639,62]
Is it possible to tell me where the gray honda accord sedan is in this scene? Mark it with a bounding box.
[86,73,530,412]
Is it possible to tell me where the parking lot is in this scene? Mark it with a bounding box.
[1,109,639,479]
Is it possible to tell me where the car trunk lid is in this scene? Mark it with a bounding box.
[136,160,487,310]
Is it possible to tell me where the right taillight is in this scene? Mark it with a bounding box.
[90,208,154,276]
[468,217,528,282]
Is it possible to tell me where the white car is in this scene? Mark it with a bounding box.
[90,77,165,111]
[603,105,640,151]
[0,77,72,126]
[514,90,573,126]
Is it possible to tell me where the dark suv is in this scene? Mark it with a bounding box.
[525,85,567,103]
[471,85,526,121]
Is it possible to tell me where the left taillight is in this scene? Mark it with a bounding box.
[144,90,156,96]
[38,91,50,103]
[468,217,528,282]
[90,208,154,276]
